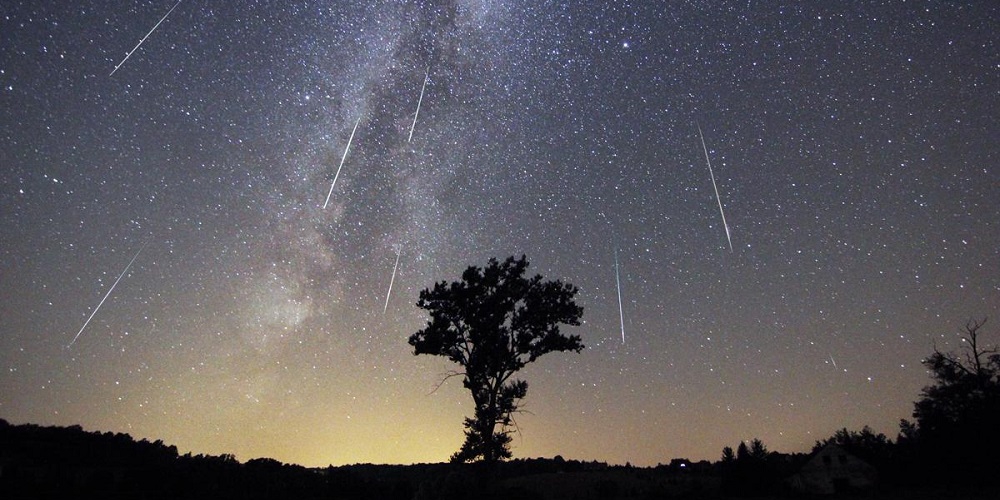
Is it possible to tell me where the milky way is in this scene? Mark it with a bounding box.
[1,1,997,466]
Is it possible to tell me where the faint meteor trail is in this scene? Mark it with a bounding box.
[68,243,147,347]
[323,115,362,209]
[697,123,733,252]
[408,69,429,142]
[614,247,626,343]
[383,247,402,314]
[830,354,838,369]
[110,0,182,77]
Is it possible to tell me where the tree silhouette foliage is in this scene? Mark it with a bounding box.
[719,438,785,496]
[906,318,1000,478]
[748,438,768,460]
[408,256,584,463]
[735,442,749,461]
[813,426,893,468]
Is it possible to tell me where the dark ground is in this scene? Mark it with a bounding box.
[1,420,995,500]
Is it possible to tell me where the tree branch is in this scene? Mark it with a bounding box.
[427,370,466,396]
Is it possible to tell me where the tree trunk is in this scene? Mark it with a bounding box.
[483,383,499,463]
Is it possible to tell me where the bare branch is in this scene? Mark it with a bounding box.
[961,317,993,375]
[427,370,466,396]
[508,412,523,444]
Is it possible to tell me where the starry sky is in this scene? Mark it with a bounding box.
[1,0,998,467]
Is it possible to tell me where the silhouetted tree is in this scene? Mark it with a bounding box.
[722,438,777,496]
[748,438,768,461]
[896,418,918,446]
[409,256,584,464]
[720,446,735,463]
[735,442,749,461]
[906,318,1000,480]
[813,426,893,467]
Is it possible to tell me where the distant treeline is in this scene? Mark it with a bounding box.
[0,419,628,500]
[0,418,330,499]
[2,417,998,499]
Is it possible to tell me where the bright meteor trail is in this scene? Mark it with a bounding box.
[68,243,147,348]
[614,247,625,344]
[408,70,429,142]
[383,246,401,314]
[697,123,733,252]
[110,0,182,77]
[323,116,362,209]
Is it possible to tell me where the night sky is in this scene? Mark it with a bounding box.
[2,1,998,467]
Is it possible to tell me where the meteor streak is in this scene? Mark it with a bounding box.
[323,115,362,209]
[68,243,147,347]
[697,123,733,252]
[110,0,182,77]
[383,247,401,314]
[408,69,429,142]
[614,247,626,343]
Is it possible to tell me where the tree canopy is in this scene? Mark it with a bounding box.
[813,426,893,468]
[906,318,1000,479]
[408,255,584,463]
